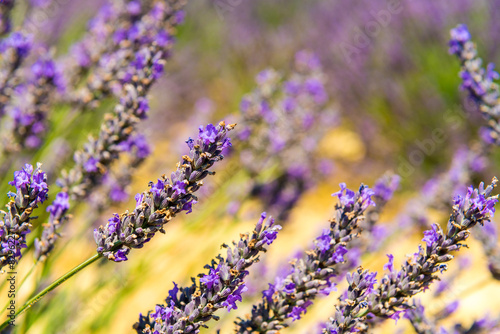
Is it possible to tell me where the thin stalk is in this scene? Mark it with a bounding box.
[0,253,102,331]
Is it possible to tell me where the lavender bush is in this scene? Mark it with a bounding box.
[0,1,499,334]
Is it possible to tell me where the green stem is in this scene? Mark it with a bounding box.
[0,253,102,331]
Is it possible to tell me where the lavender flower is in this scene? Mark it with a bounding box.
[322,179,499,333]
[94,121,234,262]
[235,183,375,333]
[133,213,281,333]
[1,163,48,269]
[449,24,500,146]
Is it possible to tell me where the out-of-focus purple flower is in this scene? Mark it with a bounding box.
[46,192,70,218]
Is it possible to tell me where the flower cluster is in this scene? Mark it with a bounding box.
[235,183,375,333]
[94,122,234,262]
[1,163,48,269]
[449,24,500,146]
[133,213,281,333]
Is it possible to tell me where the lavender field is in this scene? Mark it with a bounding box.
[0,0,500,333]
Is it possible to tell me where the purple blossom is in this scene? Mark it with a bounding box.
[423,224,440,248]
[383,254,394,272]
[332,183,356,207]
[83,157,99,173]
[200,268,220,290]
[262,221,281,245]
[222,284,248,311]
[332,245,348,263]
[288,301,313,321]
[107,214,121,234]
[47,192,70,218]
[316,229,332,254]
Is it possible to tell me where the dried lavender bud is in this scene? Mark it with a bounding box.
[0,163,48,270]
[235,183,375,333]
[94,121,234,262]
[35,32,178,260]
[323,268,378,334]
[133,212,281,333]
[238,50,338,221]
[323,179,499,333]
[449,24,500,146]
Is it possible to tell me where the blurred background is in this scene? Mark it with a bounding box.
[2,0,500,333]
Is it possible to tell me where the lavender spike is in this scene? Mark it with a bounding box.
[449,24,500,146]
[322,179,499,333]
[133,213,281,333]
[235,183,376,333]
[94,121,234,262]
[0,163,48,270]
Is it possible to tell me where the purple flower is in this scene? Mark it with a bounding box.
[449,24,471,55]
[107,214,121,234]
[287,301,313,321]
[126,1,141,15]
[423,224,440,248]
[373,174,401,201]
[263,284,275,302]
[84,157,98,173]
[332,183,356,207]
[47,192,70,218]
[283,282,296,294]
[316,229,331,254]
[9,167,31,190]
[331,245,348,263]
[262,221,281,245]
[383,254,394,272]
[172,181,186,197]
[200,268,220,290]
[114,248,129,262]
[0,31,32,58]
[199,123,218,144]
[222,284,248,312]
